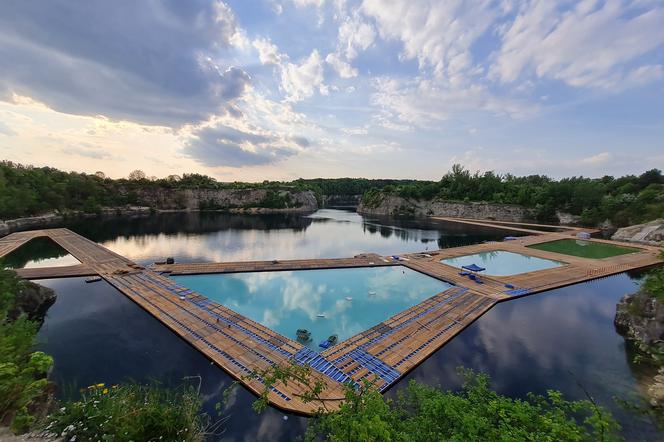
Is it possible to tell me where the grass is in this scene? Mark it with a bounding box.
[527,238,639,259]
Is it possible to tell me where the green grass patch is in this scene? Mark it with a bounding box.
[528,239,640,259]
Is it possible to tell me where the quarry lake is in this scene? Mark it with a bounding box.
[22,209,663,440]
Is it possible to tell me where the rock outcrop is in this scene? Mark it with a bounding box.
[8,281,57,324]
[615,290,664,408]
[357,195,533,222]
[0,189,318,236]
[128,187,318,212]
[612,219,664,246]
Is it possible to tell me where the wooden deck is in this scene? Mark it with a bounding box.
[1,224,661,415]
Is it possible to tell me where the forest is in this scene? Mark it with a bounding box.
[1,161,662,227]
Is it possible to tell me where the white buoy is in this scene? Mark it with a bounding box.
[368,291,376,296]
[345,296,353,301]
[316,314,326,318]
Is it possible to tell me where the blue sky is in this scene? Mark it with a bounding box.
[1,0,663,180]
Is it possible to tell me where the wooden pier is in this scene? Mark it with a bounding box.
[1,223,661,415]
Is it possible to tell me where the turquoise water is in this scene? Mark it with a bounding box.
[171,266,451,348]
[441,250,565,276]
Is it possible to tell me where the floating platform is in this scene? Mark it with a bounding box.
[0,224,661,415]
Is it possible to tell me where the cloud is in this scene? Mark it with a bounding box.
[491,0,664,89]
[580,151,612,165]
[371,76,536,128]
[0,120,16,136]
[185,122,307,167]
[337,9,376,60]
[0,0,250,127]
[253,37,286,66]
[361,0,505,84]
[325,52,358,78]
[280,50,328,101]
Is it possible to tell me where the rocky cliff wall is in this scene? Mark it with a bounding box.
[128,187,318,212]
[0,189,318,236]
[357,195,533,222]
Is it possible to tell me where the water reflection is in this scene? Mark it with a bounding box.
[35,277,308,441]
[395,271,661,440]
[2,237,81,269]
[58,209,517,265]
[22,211,663,440]
[172,267,451,347]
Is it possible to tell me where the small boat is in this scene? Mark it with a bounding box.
[318,334,338,349]
[85,276,102,283]
[345,296,353,301]
[368,291,376,296]
[316,314,326,318]
[296,329,311,342]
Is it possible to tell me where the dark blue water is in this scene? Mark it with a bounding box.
[25,210,662,440]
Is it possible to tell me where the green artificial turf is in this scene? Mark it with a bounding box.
[527,239,640,259]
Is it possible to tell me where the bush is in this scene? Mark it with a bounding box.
[0,268,53,433]
[44,383,209,441]
[304,370,621,442]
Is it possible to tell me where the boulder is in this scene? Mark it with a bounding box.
[612,219,664,245]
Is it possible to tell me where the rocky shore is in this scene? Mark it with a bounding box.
[0,188,318,236]
[612,219,664,246]
[615,289,664,408]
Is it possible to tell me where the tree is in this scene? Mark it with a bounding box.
[127,169,146,181]
[94,171,106,179]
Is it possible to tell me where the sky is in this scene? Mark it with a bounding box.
[1,0,663,181]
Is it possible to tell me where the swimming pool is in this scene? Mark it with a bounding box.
[441,251,565,276]
[171,266,451,348]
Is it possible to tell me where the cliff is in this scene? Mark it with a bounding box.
[357,195,533,222]
[612,219,664,246]
[0,189,318,236]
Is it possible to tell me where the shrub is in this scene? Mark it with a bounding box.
[44,383,209,441]
[0,268,53,433]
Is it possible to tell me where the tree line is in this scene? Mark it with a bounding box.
[363,164,664,226]
[1,160,662,226]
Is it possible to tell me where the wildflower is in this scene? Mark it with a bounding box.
[96,383,105,388]
[103,388,109,394]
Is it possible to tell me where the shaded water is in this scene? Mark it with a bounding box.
[2,236,80,269]
[22,210,663,440]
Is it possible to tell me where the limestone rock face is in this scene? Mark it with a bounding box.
[128,187,318,212]
[615,291,664,356]
[0,189,318,235]
[8,281,57,323]
[615,290,664,409]
[357,195,532,222]
[612,219,664,246]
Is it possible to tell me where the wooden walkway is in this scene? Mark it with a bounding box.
[1,224,661,415]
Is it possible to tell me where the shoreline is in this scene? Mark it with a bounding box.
[0,206,316,237]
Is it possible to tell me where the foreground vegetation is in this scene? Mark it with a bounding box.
[251,361,621,442]
[0,267,53,433]
[43,383,213,441]
[2,160,662,227]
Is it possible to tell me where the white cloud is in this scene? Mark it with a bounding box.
[371,76,537,128]
[361,0,505,84]
[338,10,376,59]
[280,50,327,101]
[491,0,664,89]
[580,151,612,165]
[325,52,358,78]
[253,37,286,66]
